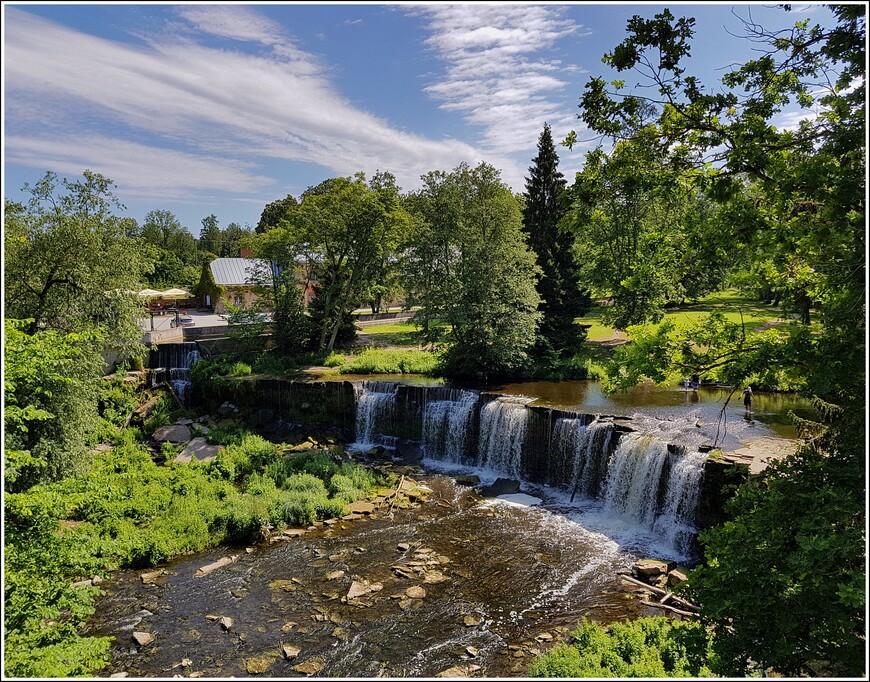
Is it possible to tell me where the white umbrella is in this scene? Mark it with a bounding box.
[138,288,163,298]
[160,288,190,298]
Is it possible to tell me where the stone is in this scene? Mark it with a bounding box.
[396,542,411,551]
[176,418,194,425]
[325,570,345,581]
[346,500,376,515]
[281,621,298,632]
[423,570,448,584]
[347,580,383,600]
[293,658,324,675]
[132,631,154,646]
[437,664,482,677]
[535,632,553,642]
[283,528,306,538]
[180,658,192,668]
[668,569,689,586]
[282,644,301,660]
[465,646,479,657]
[151,424,192,443]
[463,614,482,627]
[175,437,221,464]
[632,559,674,578]
[480,478,521,497]
[244,655,274,674]
[405,586,426,599]
[454,474,481,486]
[195,555,238,577]
[269,580,297,592]
[110,673,129,678]
[219,616,234,631]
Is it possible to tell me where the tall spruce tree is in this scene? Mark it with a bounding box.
[523,123,590,356]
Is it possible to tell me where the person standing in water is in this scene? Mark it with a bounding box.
[743,385,753,413]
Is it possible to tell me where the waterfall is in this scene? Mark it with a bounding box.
[343,380,709,558]
[352,381,399,449]
[477,396,533,478]
[550,419,615,500]
[170,348,201,403]
[654,449,707,556]
[602,433,670,527]
[421,390,479,463]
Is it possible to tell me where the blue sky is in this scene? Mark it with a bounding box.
[2,2,841,235]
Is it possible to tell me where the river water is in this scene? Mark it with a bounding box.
[84,476,648,678]
[85,374,811,677]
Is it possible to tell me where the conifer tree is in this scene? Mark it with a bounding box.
[523,123,590,356]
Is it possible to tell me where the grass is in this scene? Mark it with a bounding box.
[359,321,451,347]
[576,289,787,344]
[338,348,439,374]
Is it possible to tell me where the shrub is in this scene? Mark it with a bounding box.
[227,361,252,377]
[528,617,715,678]
[322,352,346,368]
[205,423,247,446]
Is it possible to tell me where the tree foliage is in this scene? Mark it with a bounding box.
[573,5,865,675]
[3,170,150,357]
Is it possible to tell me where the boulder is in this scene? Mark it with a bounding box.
[195,555,238,578]
[480,478,521,497]
[437,664,482,677]
[219,616,234,631]
[346,580,383,600]
[346,501,376,515]
[454,474,481,486]
[632,559,674,578]
[405,586,426,599]
[175,437,221,464]
[151,424,192,443]
[668,569,689,586]
[463,614,482,627]
[282,644,301,660]
[325,570,345,581]
[140,569,165,584]
[293,657,324,675]
[244,655,274,674]
[132,631,154,646]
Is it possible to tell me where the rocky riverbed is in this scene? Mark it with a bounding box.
[84,468,655,678]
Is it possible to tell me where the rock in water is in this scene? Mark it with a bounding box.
[132,631,154,646]
[293,657,324,675]
[282,644,301,660]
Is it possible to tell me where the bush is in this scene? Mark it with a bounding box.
[205,423,247,446]
[227,361,252,377]
[322,352,346,368]
[528,617,715,678]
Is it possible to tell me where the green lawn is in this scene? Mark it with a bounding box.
[358,321,450,347]
[576,289,787,343]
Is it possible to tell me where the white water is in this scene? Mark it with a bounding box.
[352,381,399,450]
[654,449,708,556]
[170,349,200,402]
[421,390,478,463]
[477,396,534,478]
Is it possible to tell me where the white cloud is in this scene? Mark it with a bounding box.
[411,4,592,188]
[3,6,488,201]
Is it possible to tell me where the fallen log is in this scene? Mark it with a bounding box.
[621,574,700,612]
[640,599,698,618]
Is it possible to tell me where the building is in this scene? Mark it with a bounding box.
[202,257,272,314]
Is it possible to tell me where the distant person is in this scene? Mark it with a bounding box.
[743,386,753,412]
[690,373,699,391]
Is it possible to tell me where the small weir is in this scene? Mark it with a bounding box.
[147,342,201,402]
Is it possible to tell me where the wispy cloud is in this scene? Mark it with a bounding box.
[411,4,592,186]
[3,6,486,203]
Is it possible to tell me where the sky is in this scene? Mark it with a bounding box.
[1,1,844,235]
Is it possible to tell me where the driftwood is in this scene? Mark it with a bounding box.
[385,475,406,516]
[621,574,700,613]
[640,599,698,618]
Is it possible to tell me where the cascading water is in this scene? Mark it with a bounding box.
[477,396,534,478]
[421,389,479,463]
[344,380,709,559]
[653,449,708,556]
[352,381,399,450]
[170,348,201,403]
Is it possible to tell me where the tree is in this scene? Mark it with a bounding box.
[523,123,591,355]
[198,213,222,256]
[400,170,463,344]
[438,162,542,382]
[221,222,251,258]
[140,210,199,288]
[3,170,150,357]
[255,194,298,233]
[573,5,865,675]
